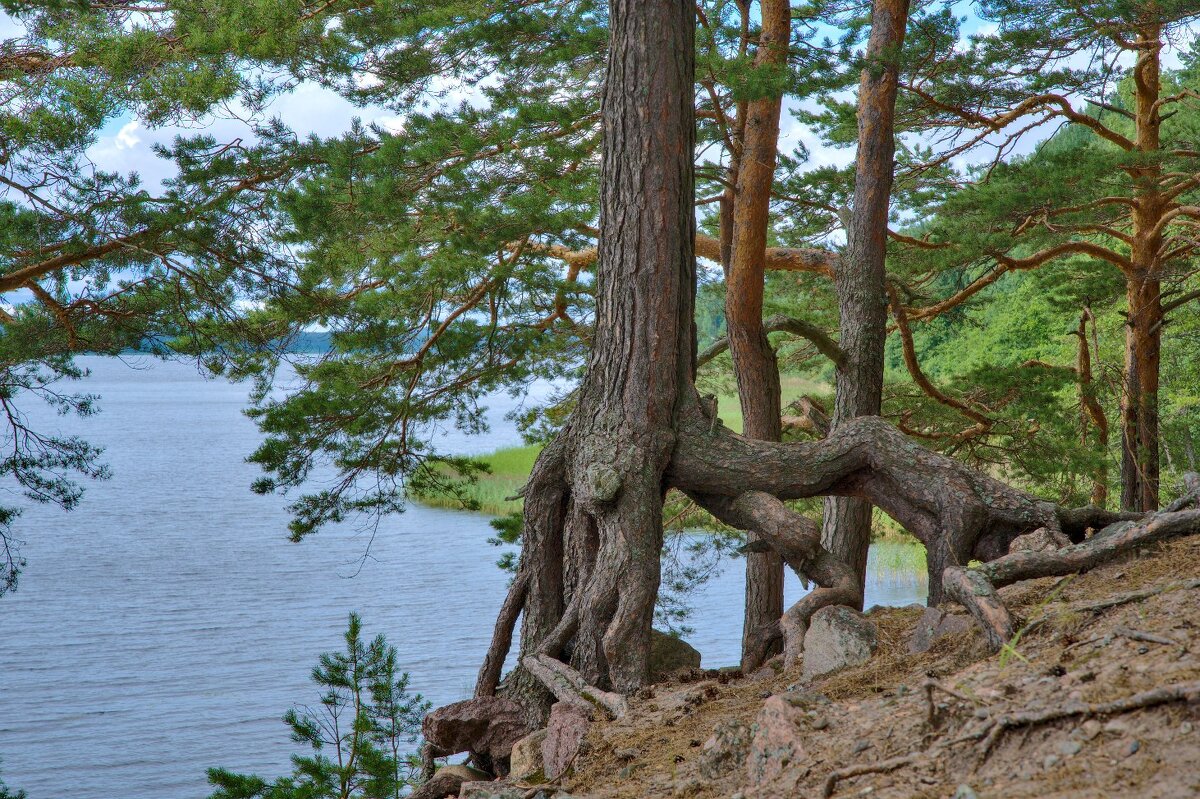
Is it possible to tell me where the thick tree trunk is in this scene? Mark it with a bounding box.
[495,0,696,702]
[727,0,790,673]
[1120,23,1164,513]
[821,0,910,607]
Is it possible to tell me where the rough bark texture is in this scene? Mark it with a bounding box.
[496,0,697,707]
[947,499,1200,652]
[726,0,791,673]
[670,411,1119,605]
[821,0,911,606]
[1121,23,1165,512]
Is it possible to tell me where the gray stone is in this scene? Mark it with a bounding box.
[509,728,548,780]
[1058,739,1083,757]
[423,697,535,760]
[650,629,702,680]
[908,606,974,654]
[541,701,591,780]
[698,720,751,779]
[409,764,491,799]
[953,786,979,799]
[1009,527,1071,553]
[802,606,878,678]
[459,781,524,799]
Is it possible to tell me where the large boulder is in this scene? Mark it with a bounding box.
[423,697,535,761]
[509,728,548,780]
[409,764,491,799]
[802,606,878,679]
[541,701,592,780]
[650,629,701,680]
[909,606,974,654]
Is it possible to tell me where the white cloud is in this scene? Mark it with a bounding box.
[114,121,142,151]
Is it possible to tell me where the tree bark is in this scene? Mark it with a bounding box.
[498,0,697,703]
[821,0,911,607]
[726,0,790,673]
[1121,22,1164,512]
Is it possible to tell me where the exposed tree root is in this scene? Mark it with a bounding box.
[821,753,922,798]
[521,654,629,719]
[476,570,529,697]
[691,490,860,666]
[945,499,1200,652]
[818,680,1200,797]
[923,678,973,728]
[977,680,1200,758]
[1069,576,1200,614]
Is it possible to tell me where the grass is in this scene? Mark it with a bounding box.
[416,443,540,515]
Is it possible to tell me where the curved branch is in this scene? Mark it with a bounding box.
[889,284,993,429]
[697,314,844,368]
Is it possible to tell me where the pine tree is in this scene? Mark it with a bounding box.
[207,612,429,799]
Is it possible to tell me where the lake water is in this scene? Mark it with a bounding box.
[0,356,924,799]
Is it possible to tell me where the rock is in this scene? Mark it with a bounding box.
[747,695,808,786]
[1009,527,1071,553]
[1104,718,1132,736]
[1081,720,1102,740]
[698,720,751,779]
[409,764,492,799]
[908,606,974,654]
[459,781,524,799]
[1058,739,1083,757]
[953,786,979,799]
[423,697,535,761]
[1181,721,1194,735]
[1123,739,1141,757]
[802,606,878,678]
[541,701,591,780]
[650,629,702,680]
[1043,754,1060,770]
[509,728,548,780]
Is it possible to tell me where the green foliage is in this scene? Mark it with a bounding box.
[206,612,429,799]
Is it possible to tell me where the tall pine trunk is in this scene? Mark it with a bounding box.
[1121,23,1164,512]
[504,0,696,700]
[726,0,789,673]
[821,0,910,605]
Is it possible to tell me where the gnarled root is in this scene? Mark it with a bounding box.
[692,490,860,667]
[946,483,1200,653]
[521,653,629,719]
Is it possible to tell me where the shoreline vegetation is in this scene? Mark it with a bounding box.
[414,376,929,580]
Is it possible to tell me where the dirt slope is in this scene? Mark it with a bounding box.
[562,535,1200,799]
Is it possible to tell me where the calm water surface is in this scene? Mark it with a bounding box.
[0,357,924,799]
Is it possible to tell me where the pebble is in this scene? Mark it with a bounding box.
[852,739,872,754]
[953,786,979,799]
[973,707,990,719]
[1058,739,1083,757]
[811,716,829,730]
[1123,739,1141,757]
[1043,754,1060,770]
[1181,722,1194,735]
[1082,720,1103,739]
[1104,719,1132,735]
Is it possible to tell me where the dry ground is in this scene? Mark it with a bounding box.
[556,535,1200,799]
